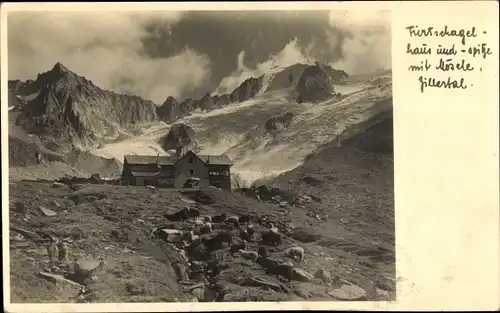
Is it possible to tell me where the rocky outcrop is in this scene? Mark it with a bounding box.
[157,96,179,123]
[160,123,198,151]
[156,75,264,124]
[229,75,264,103]
[12,63,158,153]
[197,93,215,111]
[319,63,349,82]
[295,63,348,103]
[211,94,231,108]
[265,112,294,134]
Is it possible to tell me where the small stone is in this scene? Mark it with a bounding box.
[38,205,57,217]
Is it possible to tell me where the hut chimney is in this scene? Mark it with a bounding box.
[207,155,210,164]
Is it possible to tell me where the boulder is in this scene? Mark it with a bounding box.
[291,268,314,282]
[173,262,189,282]
[157,229,184,243]
[329,283,367,301]
[71,257,106,283]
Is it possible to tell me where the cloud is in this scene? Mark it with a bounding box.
[214,10,391,93]
[215,38,311,94]
[8,11,211,104]
[328,9,392,74]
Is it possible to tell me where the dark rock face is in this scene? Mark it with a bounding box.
[212,94,231,107]
[197,93,215,111]
[265,112,295,133]
[319,63,349,82]
[157,96,179,123]
[295,63,348,104]
[11,63,158,152]
[340,107,393,154]
[229,76,264,103]
[160,123,198,151]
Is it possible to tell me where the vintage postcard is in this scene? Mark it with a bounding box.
[2,1,499,312]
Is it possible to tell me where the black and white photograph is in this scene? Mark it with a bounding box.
[4,6,394,304]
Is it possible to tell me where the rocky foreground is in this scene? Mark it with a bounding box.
[9,180,395,303]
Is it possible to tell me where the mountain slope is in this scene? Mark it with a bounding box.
[8,62,395,303]
[271,107,394,245]
[156,62,347,124]
[9,61,387,186]
[91,67,391,186]
[8,104,123,180]
[11,63,159,153]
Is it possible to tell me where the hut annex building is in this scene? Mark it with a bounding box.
[121,147,233,191]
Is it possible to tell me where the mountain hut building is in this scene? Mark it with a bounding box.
[121,148,233,191]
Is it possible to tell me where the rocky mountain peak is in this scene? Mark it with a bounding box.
[52,62,70,74]
[32,62,79,90]
[11,64,159,153]
[163,96,178,107]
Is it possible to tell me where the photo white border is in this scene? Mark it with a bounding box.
[2,1,499,312]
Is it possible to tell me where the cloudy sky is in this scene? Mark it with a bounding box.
[8,9,391,104]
